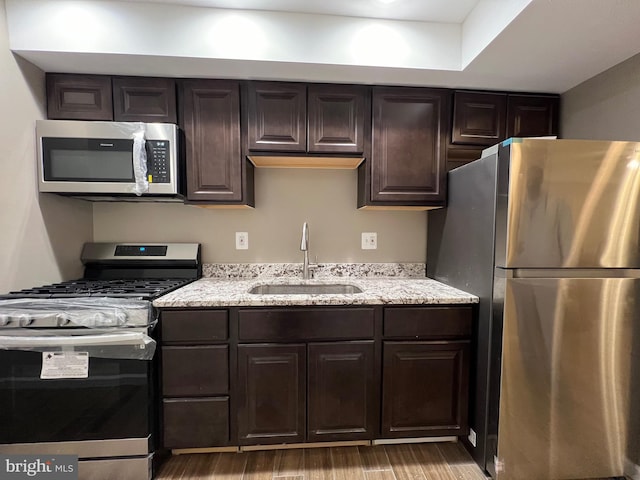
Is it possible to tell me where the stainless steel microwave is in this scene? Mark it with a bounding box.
[36,120,180,200]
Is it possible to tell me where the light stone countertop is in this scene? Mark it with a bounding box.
[153,277,478,308]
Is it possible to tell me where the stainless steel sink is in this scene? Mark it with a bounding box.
[248,284,363,295]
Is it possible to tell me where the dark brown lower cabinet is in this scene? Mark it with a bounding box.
[160,309,231,450]
[237,344,306,445]
[160,305,474,449]
[163,397,229,448]
[307,341,376,442]
[382,341,470,438]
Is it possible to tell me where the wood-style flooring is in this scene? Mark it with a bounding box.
[155,442,488,480]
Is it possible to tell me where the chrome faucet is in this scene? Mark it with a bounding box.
[300,222,317,279]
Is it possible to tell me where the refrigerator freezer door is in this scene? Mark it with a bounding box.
[496,276,640,480]
[499,139,640,268]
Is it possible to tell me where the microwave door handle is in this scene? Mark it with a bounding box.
[0,331,150,349]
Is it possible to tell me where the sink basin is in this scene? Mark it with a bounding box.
[248,284,363,295]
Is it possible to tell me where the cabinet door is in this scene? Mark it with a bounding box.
[113,76,176,123]
[162,345,228,397]
[180,80,243,202]
[237,344,306,445]
[247,82,306,152]
[382,341,469,438]
[163,397,229,448]
[308,84,368,154]
[506,94,559,138]
[452,91,507,146]
[370,87,449,204]
[46,74,113,121]
[307,342,376,442]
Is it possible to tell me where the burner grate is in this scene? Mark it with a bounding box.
[3,278,192,300]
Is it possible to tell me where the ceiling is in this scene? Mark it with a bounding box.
[6,0,640,94]
[117,0,481,23]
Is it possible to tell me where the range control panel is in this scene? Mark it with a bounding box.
[114,245,168,256]
[146,140,171,184]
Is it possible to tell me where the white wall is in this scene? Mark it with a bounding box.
[93,168,427,264]
[562,52,640,141]
[7,0,460,71]
[0,0,93,292]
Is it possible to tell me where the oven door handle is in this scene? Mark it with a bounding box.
[0,331,151,348]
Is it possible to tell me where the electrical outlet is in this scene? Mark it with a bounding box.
[361,232,377,250]
[235,232,248,250]
[468,428,477,447]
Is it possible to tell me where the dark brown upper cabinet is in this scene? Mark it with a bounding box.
[247,82,307,153]
[246,82,369,158]
[359,87,449,208]
[180,79,254,205]
[46,73,177,123]
[447,91,560,172]
[307,84,368,154]
[506,94,559,138]
[46,74,113,121]
[113,76,176,123]
[452,91,507,146]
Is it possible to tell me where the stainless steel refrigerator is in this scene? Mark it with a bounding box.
[427,138,640,480]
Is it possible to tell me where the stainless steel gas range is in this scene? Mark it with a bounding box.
[0,243,201,480]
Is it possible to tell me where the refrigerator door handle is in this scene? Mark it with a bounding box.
[500,268,640,279]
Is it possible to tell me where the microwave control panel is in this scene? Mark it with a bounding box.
[146,140,171,183]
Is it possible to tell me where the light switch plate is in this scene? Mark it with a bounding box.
[235,232,248,250]
[362,232,377,249]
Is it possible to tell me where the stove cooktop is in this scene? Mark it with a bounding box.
[1,278,193,300]
[1,242,201,301]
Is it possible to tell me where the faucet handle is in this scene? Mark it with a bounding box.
[307,257,318,278]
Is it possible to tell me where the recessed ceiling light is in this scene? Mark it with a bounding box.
[377,0,396,4]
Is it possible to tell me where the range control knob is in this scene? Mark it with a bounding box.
[0,314,11,326]
[17,314,33,327]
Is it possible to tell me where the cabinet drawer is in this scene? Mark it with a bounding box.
[163,397,229,448]
[162,345,228,396]
[384,307,472,338]
[161,310,228,343]
[238,308,375,341]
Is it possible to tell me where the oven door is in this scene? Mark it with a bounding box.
[0,329,154,446]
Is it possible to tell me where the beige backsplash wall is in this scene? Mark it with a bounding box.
[0,0,93,293]
[93,168,428,263]
[562,52,640,140]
